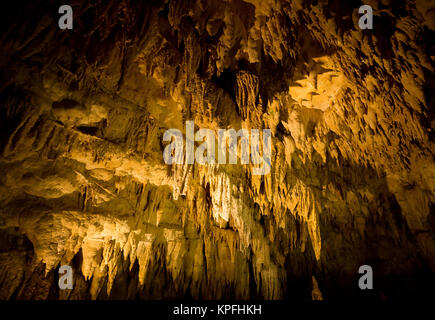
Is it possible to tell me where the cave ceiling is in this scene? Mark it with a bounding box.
[0,0,434,300]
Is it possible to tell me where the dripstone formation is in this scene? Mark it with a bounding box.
[0,0,434,300]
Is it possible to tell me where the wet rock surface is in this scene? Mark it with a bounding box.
[0,0,434,299]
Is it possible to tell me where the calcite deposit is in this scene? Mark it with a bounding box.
[0,0,434,300]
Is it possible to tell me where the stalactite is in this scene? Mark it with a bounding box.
[0,0,434,300]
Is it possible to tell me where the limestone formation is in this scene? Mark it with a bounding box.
[0,0,434,300]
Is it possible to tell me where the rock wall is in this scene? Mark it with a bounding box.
[0,0,434,299]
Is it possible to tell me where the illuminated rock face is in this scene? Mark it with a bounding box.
[0,0,434,300]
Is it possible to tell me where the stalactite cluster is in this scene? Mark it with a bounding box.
[0,0,434,299]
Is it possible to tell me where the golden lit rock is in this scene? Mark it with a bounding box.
[0,0,434,300]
